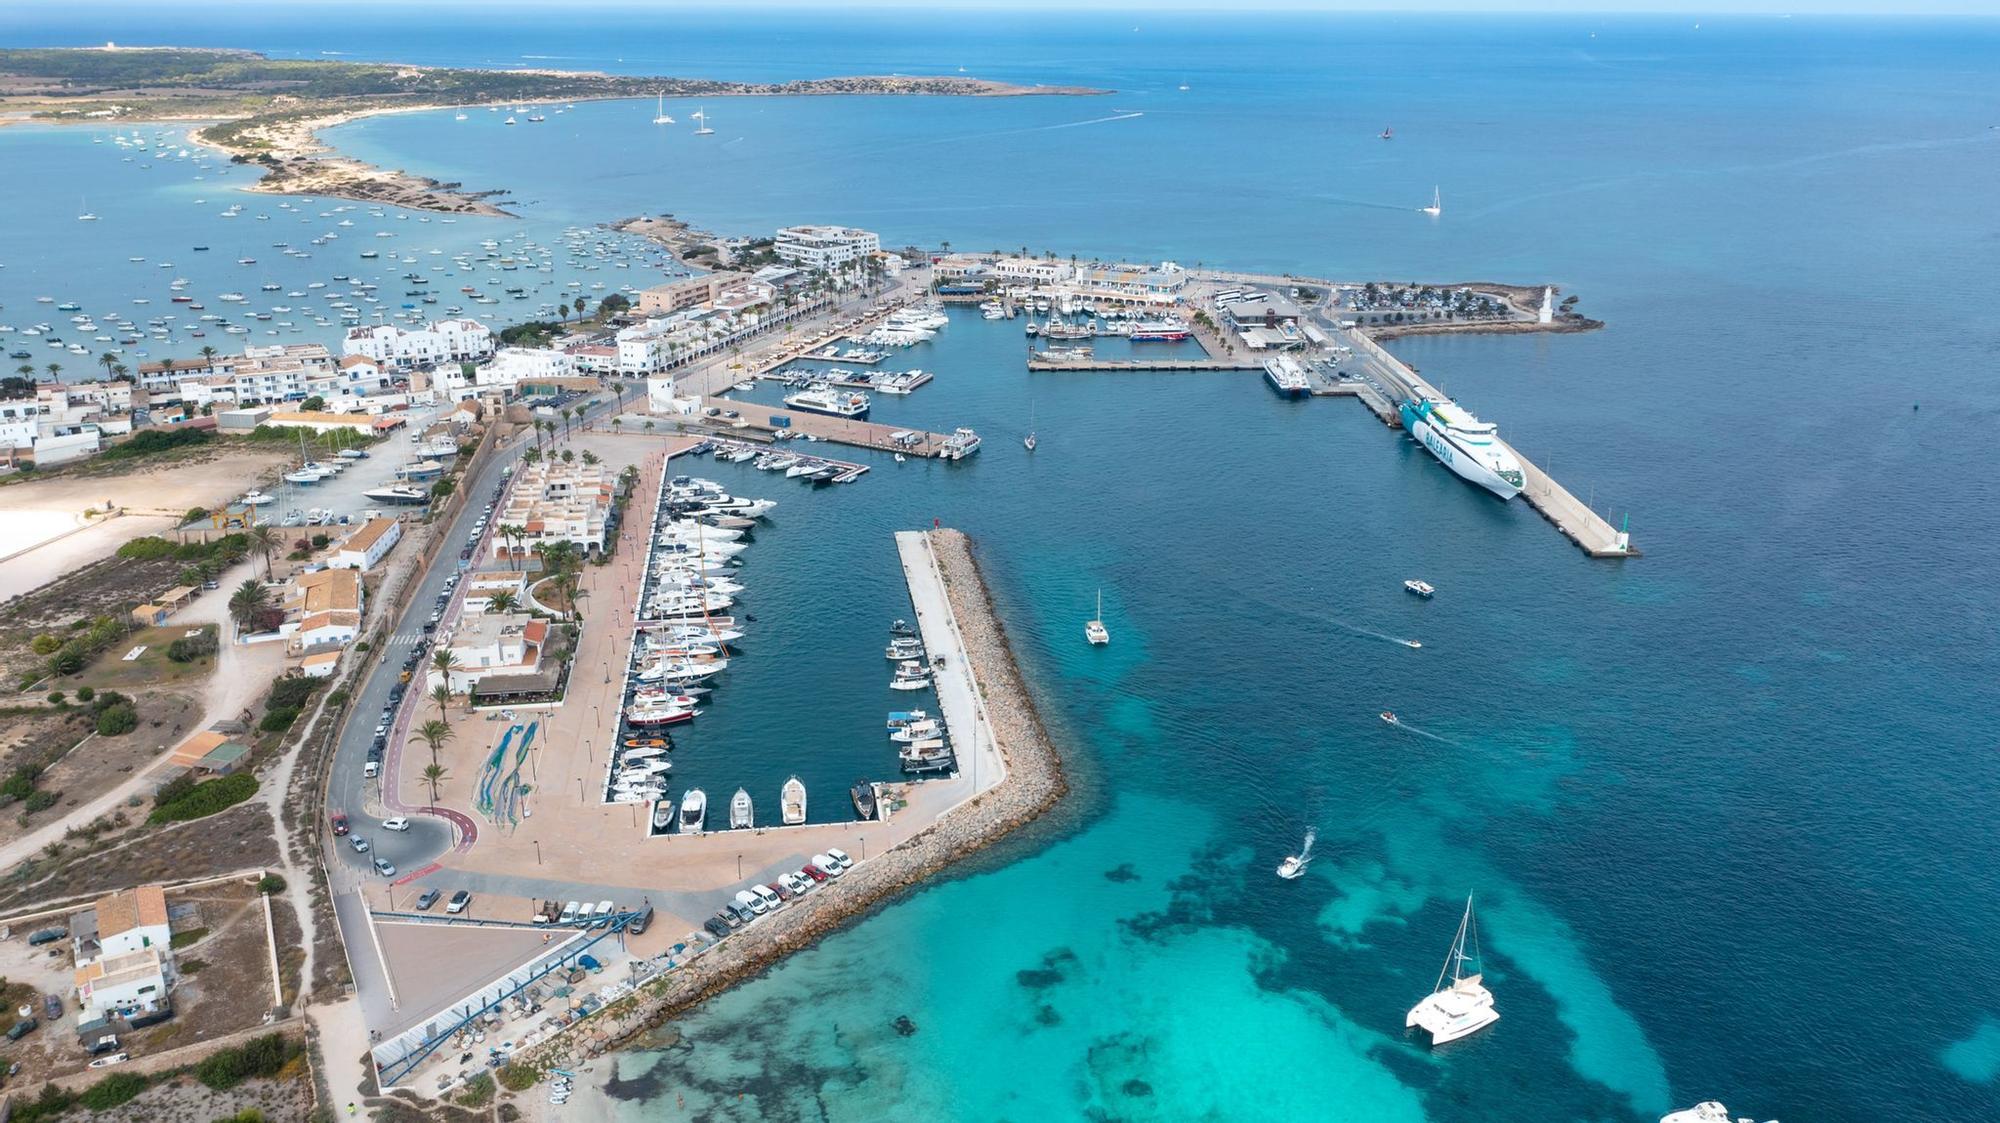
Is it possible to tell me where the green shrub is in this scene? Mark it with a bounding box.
[266,674,323,713]
[96,703,138,736]
[455,1072,496,1108]
[257,873,286,895]
[78,1071,147,1110]
[258,706,300,733]
[99,428,212,461]
[167,630,219,663]
[169,926,209,949]
[148,772,257,824]
[23,790,57,813]
[192,1032,296,1090]
[1,767,41,802]
[45,691,64,706]
[75,685,94,702]
[115,536,178,560]
[29,634,59,656]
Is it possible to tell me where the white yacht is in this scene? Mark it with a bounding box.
[1276,827,1315,880]
[781,775,807,825]
[1660,1103,1775,1123]
[1085,589,1109,646]
[783,385,870,419]
[1420,186,1442,217]
[940,427,982,460]
[678,788,707,833]
[730,787,753,829]
[651,93,675,125]
[1406,894,1499,1046]
[1399,395,1525,500]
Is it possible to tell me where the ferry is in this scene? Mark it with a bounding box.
[1398,395,1525,500]
[1264,356,1312,398]
[783,385,870,419]
[1129,317,1192,342]
[940,427,981,460]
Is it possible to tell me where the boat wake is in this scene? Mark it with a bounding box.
[1382,715,1464,749]
[1326,617,1423,650]
[1040,111,1146,131]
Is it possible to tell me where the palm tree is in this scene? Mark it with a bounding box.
[560,407,574,441]
[560,448,574,464]
[581,450,599,467]
[610,381,626,412]
[522,447,542,466]
[556,570,583,623]
[643,420,655,433]
[574,295,591,321]
[611,417,623,435]
[248,523,281,578]
[45,362,62,380]
[228,579,269,631]
[97,353,118,379]
[421,763,450,810]
[430,648,460,691]
[416,718,454,768]
[431,682,455,721]
[199,345,219,368]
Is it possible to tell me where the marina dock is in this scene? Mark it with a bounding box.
[1028,353,1262,372]
[696,396,961,458]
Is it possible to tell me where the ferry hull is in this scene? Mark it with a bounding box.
[1400,404,1521,500]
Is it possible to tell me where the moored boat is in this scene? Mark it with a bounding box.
[678,788,707,833]
[1405,894,1498,1045]
[851,780,877,821]
[1399,395,1524,500]
[730,787,753,830]
[781,775,807,825]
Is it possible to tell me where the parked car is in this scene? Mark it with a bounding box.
[330,812,350,837]
[702,917,730,939]
[810,854,844,878]
[725,903,754,925]
[734,890,768,916]
[446,890,471,915]
[6,1019,35,1041]
[349,836,370,854]
[779,872,812,897]
[799,864,828,884]
[382,817,410,832]
[363,761,380,779]
[825,847,855,869]
[750,884,783,911]
[414,889,440,911]
[768,880,796,902]
[26,927,64,947]
[40,995,61,1022]
[372,857,396,878]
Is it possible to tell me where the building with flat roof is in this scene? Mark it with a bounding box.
[330,517,402,571]
[344,319,493,371]
[773,225,880,272]
[494,460,615,561]
[432,612,548,694]
[75,947,171,1023]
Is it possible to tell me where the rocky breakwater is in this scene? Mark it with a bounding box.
[526,528,1067,1069]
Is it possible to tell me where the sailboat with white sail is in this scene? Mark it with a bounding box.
[1276,827,1316,879]
[692,108,715,136]
[1420,187,1442,217]
[652,93,675,125]
[1406,894,1498,1045]
[1084,589,1109,646]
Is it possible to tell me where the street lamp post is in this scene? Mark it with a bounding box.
[534,839,542,865]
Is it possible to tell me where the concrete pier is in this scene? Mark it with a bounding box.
[697,396,956,458]
[1027,354,1262,372]
[1340,327,1636,557]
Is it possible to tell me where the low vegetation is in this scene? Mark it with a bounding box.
[148,771,257,824]
[96,427,214,461]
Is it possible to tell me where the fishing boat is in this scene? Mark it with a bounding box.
[889,660,931,691]
[1276,827,1316,880]
[781,775,807,825]
[889,720,941,743]
[1420,186,1442,217]
[1404,579,1436,598]
[651,93,675,125]
[678,788,707,833]
[886,709,929,729]
[1085,589,1109,646]
[1405,894,1498,1046]
[885,636,924,660]
[851,780,877,820]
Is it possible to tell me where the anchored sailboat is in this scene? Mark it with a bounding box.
[1084,589,1109,646]
[1406,894,1498,1046]
[692,107,715,136]
[652,93,675,125]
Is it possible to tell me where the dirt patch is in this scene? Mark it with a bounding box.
[157,880,284,1051]
[71,624,219,692]
[0,691,200,852]
[0,802,279,916]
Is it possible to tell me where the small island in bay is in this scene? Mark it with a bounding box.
[0,46,1109,213]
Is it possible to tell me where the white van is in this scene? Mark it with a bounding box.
[558,900,581,924]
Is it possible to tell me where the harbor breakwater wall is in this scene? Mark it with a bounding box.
[531,528,1069,1065]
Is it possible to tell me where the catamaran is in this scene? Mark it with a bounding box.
[1406,894,1499,1046]
[652,93,675,125]
[1085,589,1109,646]
[1276,827,1316,880]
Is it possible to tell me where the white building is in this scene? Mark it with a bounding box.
[75,948,171,1022]
[89,886,171,958]
[991,256,1076,285]
[773,225,881,272]
[432,612,548,694]
[329,517,402,571]
[458,347,575,395]
[344,318,493,371]
[73,884,175,1023]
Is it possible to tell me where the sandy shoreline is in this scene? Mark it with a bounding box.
[501,529,1069,1115]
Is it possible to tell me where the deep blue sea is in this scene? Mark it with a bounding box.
[6,7,2000,1121]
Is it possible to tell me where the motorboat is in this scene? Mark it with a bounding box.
[1381,711,1400,726]
[851,780,877,821]
[730,787,753,829]
[1404,579,1436,598]
[363,485,430,505]
[678,788,707,833]
[889,619,917,638]
[239,489,275,506]
[781,775,806,825]
[889,720,941,743]
[1660,1103,1774,1123]
[886,709,929,729]
[1276,827,1316,880]
[652,798,675,831]
[1405,895,1498,1046]
[626,701,698,726]
[885,637,924,660]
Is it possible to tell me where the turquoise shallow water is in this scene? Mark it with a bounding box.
[6,9,2000,1120]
